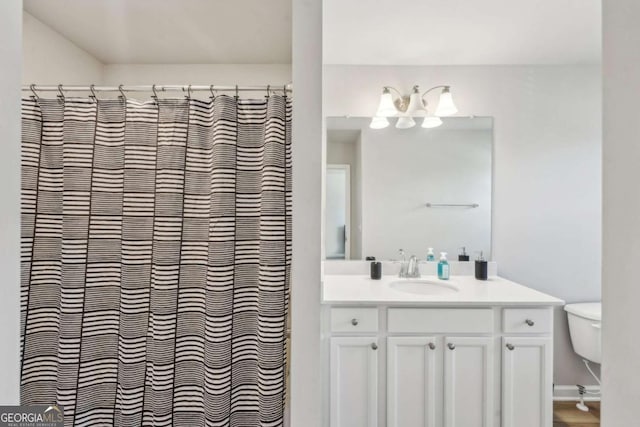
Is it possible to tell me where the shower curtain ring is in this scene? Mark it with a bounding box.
[118,85,127,101]
[57,84,65,102]
[185,84,192,99]
[29,84,39,101]
[209,84,216,99]
[266,85,271,98]
[235,85,239,99]
[90,84,97,101]
[151,84,158,101]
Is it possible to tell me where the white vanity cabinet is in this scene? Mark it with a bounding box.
[443,336,495,427]
[330,336,379,427]
[324,305,555,427]
[501,336,553,427]
[386,335,494,427]
[387,336,439,427]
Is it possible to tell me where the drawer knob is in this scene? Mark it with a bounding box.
[371,343,378,350]
[506,343,515,351]
[525,319,535,327]
[351,318,359,326]
[447,343,456,350]
[428,342,436,350]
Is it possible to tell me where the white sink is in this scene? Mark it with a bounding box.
[389,279,459,295]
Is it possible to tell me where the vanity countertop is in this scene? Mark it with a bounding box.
[322,275,565,306]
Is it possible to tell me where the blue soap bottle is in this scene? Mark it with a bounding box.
[438,252,450,280]
[426,247,435,261]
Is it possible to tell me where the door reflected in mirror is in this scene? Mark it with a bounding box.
[326,165,351,259]
[325,116,493,261]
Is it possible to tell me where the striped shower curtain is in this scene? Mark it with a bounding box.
[20,94,291,427]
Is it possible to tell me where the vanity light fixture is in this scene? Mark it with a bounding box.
[376,88,398,116]
[421,116,443,128]
[395,116,416,129]
[370,85,458,129]
[369,115,390,129]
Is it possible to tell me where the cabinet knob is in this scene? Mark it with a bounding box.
[351,318,359,326]
[525,319,535,327]
[506,343,515,351]
[428,342,436,350]
[447,343,456,350]
[371,343,378,350]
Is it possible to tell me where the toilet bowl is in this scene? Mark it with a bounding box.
[565,302,601,364]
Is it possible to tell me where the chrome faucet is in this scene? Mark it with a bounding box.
[398,249,407,277]
[398,250,420,278]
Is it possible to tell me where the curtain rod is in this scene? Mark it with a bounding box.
[22,84,292,93]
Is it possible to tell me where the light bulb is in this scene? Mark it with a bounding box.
[421,116,443,128]
[405,87,423,115]
[376,88,397,117]
[435,87,458,116]
[395,116,416,129]
[369,116,390,129]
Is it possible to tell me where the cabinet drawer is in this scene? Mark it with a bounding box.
[503,308,552,334]
[330,307,379,333]
[388,308,494,334]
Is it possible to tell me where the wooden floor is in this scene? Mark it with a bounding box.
[554,401,600,426]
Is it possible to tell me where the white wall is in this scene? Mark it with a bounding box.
[360,128,492,261]
[103,64,291,87]
[24,13,291,92]
[23,12,103,84]
[0,0,22,404]
[602,0,640,424]
[325,64,602,387]
[326,140,356,169]
[290,1,322,427]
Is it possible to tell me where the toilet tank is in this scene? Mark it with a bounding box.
[564,302,601,364]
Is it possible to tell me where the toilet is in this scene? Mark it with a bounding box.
[565,302,602,364]
[565,302,601,412]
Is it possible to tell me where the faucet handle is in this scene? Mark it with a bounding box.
[404,255,420,277]
[408,255,417,267]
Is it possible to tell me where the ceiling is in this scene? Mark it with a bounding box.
[24,0,600,66]
[324,0,601,65]
[24,0,292,64]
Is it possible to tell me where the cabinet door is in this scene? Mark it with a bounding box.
[444,337,494,427]
[387,337,439,427]
[330,337,378,427]
[502,337,553,427]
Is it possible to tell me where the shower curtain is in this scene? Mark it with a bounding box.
[20,94,291,427]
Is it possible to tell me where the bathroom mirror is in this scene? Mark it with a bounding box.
[325,116,493,261]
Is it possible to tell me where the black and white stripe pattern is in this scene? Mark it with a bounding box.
[21,95,292,427]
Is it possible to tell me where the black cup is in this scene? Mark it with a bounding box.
[370,262,382,280]
[475,260,488,280]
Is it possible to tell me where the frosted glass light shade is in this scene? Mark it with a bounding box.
[421,116,443,128]
[376,88,397,117]
[435,87,458,116]
[395,116,416,129]
[369,116,390,129]
[405,92,423,115]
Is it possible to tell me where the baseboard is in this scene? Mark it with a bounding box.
[553,385,601,401]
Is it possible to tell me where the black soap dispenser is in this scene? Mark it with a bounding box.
[475,251,488,280]
[458,247,470,262]
[370,261,382,280]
